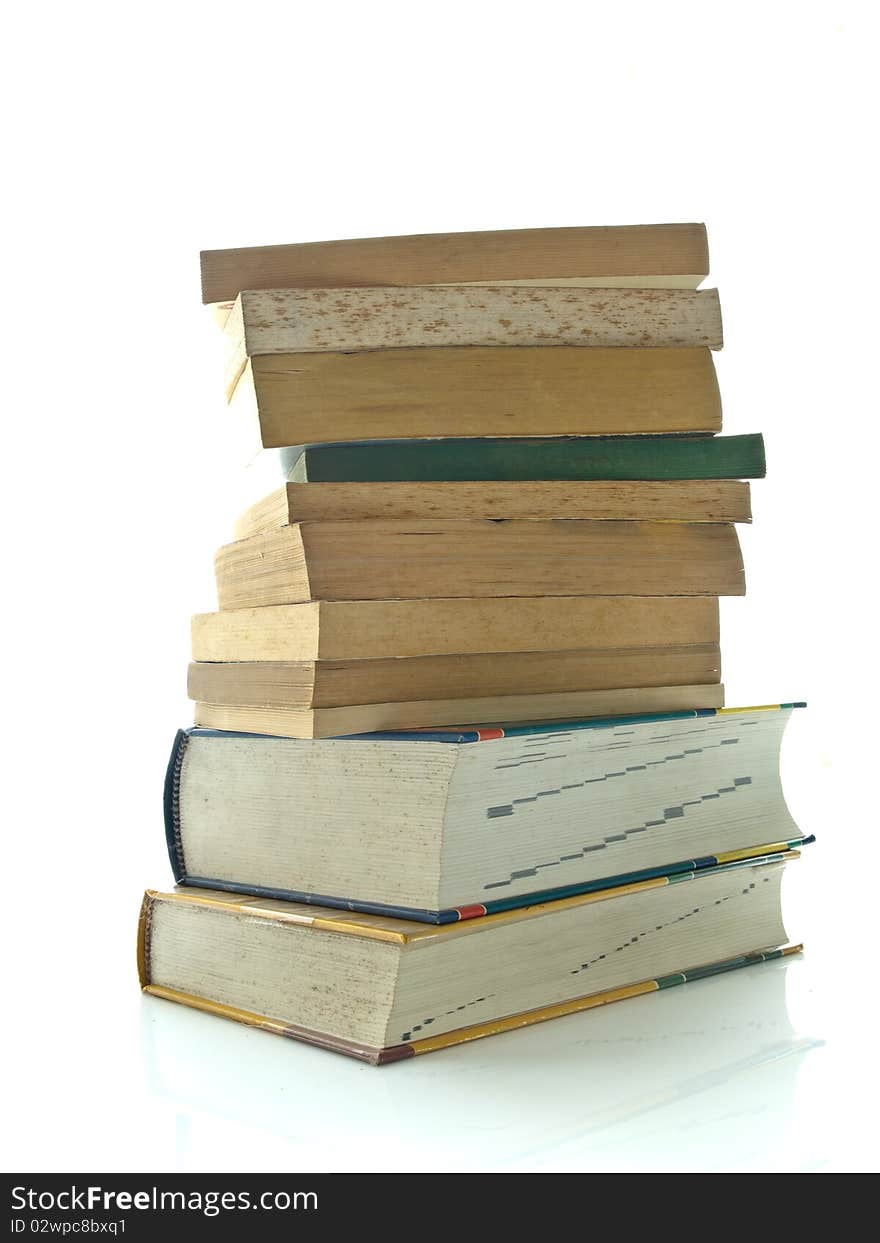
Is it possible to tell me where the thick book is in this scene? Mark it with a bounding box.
[234,480,752,538]
[214,520,745,609]
[288,434,766,483]
[166,704,808,919]
[188,644,721,710]
[139,856,802,1064]
[192,684,725,739]
[230,347,722,448]
[223,287,722,395]
[200,223,711,304]
[192,596,721,662]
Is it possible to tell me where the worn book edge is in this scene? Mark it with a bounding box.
[182,701,805,744]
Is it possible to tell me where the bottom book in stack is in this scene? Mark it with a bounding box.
[141,703,809,1062]
[139,858,802,1065]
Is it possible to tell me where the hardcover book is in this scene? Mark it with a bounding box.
[166,705,809,920]
[139,854,802,1063]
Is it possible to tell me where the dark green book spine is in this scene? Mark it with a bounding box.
[291,434,766,483]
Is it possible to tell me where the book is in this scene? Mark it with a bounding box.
[288,434,766,483]
[234,480,752,538]
[213,520,745,609]
[192,596,721,662]
[223,287,722,395]
[230,347,722,448]
[192,684,726,739]
[139,854,801,1063]
[200,223,711,304]
[167,704,806,917]
[188,643,721,710]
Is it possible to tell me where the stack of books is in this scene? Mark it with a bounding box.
[139,224,809,1064]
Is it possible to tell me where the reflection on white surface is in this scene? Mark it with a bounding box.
[137,955,828,1172]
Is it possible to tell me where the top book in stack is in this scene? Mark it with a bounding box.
[200,224,723,450]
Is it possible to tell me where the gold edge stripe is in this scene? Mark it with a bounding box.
[143,985,293,1036]
[716,704,788,715]
[781,943,805,956]
[405,847,801,944]
[715,841,797,865]
[136,894,151,986]
[409,981,661,1054]
[160,890,259,915]
[310,917,409,945]
[157,890,409,944]
[403,875,672,941]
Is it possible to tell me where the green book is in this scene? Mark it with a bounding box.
[289,435,766,483]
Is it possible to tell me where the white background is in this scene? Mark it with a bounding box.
[2,0,878,1172]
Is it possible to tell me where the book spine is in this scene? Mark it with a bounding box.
[293,434,767,483]
[163,729,191,883]
[176,875,451,925]
[136,891,156,987]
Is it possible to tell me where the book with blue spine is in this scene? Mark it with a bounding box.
[165,704,811,925]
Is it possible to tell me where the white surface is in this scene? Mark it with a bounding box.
[2,0,879,1172]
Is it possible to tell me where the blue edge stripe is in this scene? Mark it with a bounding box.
[180,838,816,925]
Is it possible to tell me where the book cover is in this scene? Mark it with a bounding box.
[165,704,811,923]
[290,434,766,483]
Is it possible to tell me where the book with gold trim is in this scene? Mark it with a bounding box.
[139,853,803,1064]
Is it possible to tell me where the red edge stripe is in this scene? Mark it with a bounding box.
[377,1043,415,1064]
[475,728,505,741]
[454,904,488,921]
